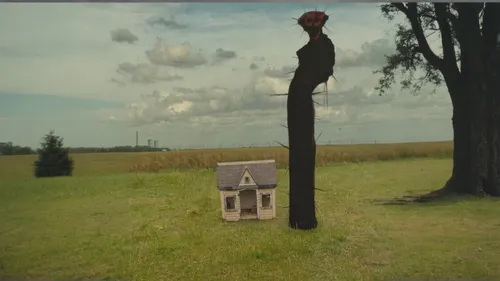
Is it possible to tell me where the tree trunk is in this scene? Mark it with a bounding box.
[441,4,500,196]
[484,87,500,196]
[445,77,500,196]
[484,40,500,196]
[483,6,500,196]
[446,87,489,195]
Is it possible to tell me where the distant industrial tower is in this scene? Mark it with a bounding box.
[148,139,153,148]
[153,140,158,148]
[135,131,139,147]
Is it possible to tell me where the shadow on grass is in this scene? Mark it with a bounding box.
[370,188,483,207]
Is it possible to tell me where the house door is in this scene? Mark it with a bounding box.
[239,189,258,219]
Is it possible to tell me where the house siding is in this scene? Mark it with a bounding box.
[220,190,240,221]
[257,189,275,220]
[219,187,276,221]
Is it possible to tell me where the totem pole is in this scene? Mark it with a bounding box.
[287,11,336,230]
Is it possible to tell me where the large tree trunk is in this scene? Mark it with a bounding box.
[444,52,500,196]
[448,89,500,196]
[483,5,500,196]
[446,86,489,195]
[484,87,500,196]
[440,4,500,197]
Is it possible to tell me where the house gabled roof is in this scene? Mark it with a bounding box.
[216,159,277,190]
[238,167,257,186]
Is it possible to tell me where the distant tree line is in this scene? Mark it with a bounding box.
[68,146,170,153]
[0,142,36,155]
[0,142,170,156]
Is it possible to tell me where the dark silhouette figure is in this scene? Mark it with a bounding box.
[287,11,336,230]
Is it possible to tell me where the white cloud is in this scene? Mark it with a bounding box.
[336,38,392,69]
[125,74,287,126]
[116,62,183,84]
[145,38,207,68]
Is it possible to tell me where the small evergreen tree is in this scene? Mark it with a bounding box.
[34,130,74,178]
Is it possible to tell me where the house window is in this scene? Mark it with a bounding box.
[244,176,250,184]
[225,196,236,211]
[261,194,271,209]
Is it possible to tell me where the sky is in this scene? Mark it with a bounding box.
[0,2,453,149]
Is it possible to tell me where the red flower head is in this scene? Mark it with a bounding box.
[297,11,329,40]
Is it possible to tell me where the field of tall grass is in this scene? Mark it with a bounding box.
[0,141,453,180]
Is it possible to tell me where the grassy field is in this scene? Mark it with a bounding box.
[1,142,500,281]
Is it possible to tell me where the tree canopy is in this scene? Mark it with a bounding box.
[376,3,499,96]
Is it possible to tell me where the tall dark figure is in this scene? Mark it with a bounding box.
[287,11,336,230]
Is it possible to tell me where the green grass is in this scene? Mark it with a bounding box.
[1,158,500,281]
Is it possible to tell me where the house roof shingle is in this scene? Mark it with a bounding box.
[216,159,277,190]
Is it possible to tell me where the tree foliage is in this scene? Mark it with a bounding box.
[34,130,74,178]
[375,3,468,95]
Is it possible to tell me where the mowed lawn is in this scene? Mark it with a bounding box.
[1,158,500,281]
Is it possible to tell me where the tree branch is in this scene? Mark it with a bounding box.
[434,3,460,75]
[447,10,460,40]
[482,3,500,54]
[393,3,445,71]
[454,3,485,65]
[392,3,408,14]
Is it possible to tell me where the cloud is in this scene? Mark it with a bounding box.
[110,28,138,44]
[253,56,265,61]
[336,38,393,69]
[328,85,395,107]
[146,17,188,29]
[263,65,296,78]
[249,63,259,70]
[145,38,207,68]
[116,62,183,84]
[213,48,237,64]
[393,88,451,111]
[126,74,289,126]
[110,78,126,87]
[123,69,393,129]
